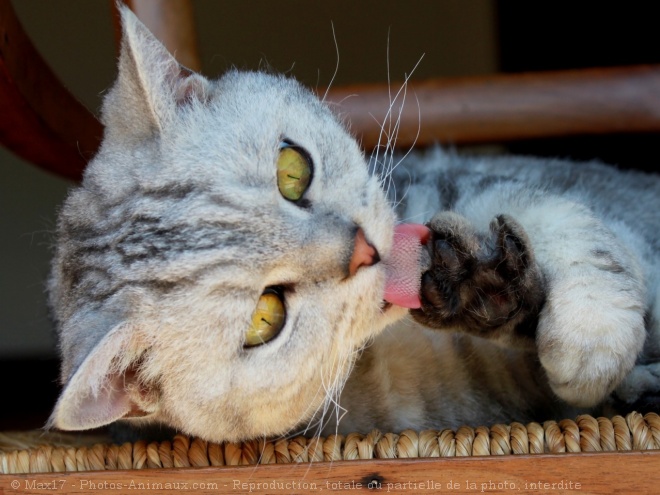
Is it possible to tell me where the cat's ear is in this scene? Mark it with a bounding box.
[103,4,209,138]
[48,324,158,431]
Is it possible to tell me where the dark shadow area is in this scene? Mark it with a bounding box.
[0,358,60,430]
[496,1,660,171]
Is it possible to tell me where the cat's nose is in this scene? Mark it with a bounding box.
[348,228,380,276]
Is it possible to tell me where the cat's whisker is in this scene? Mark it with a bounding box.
[293,342,355,440]
[386,27,392,125]
[384,28,394,179]
[321,22,340,104]
[370,97,400,183]
[389,91,422,178]
[369,115,394,179]
[281,358,341,439]
[385,75,423,207]
[373,120,401,197]
[289,380,333,438]
[322,352,350,424]
[320,345,358,435]
[283,61,297,76]
[372,53,423,205]
[368,33,392,181]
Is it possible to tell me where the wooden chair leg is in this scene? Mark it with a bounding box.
[0,0,102,180]
[111,0,201,72]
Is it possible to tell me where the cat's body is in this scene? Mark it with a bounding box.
[48,7,660,442]
[334,153,660,434]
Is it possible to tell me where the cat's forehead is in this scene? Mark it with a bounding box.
[204,71,343,146]
[213,70,323,112]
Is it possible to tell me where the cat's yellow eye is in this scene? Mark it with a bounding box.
[245,289,286,347]
[277,145,312,202]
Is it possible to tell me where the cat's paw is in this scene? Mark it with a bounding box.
[613,362,660,411]
[537,258,646,407]
[608,362,660,415]
[411,212,544,345]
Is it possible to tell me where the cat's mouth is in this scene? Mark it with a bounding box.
[382,223,431,309]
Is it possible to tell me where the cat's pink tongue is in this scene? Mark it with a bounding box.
[383,223,430,309]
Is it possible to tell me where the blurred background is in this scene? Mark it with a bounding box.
[1,0,658,428]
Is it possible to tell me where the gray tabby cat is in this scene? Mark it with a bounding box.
[48,7,659,442]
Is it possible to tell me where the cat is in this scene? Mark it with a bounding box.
[47,6,660,443]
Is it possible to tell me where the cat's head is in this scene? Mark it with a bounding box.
[48,6,408,441]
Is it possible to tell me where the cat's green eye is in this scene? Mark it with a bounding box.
[245,289,286,347]
[277,144,312,202]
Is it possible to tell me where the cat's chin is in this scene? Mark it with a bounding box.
[378,300,410,328]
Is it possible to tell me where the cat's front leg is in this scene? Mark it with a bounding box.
[413,199,647,408]
[612,362,660,413]
[520,200,646,407]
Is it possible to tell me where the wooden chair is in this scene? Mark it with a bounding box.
[3,0,660,181]
[1,0,658,491]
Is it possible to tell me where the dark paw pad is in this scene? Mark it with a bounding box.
[412,214,545,340]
